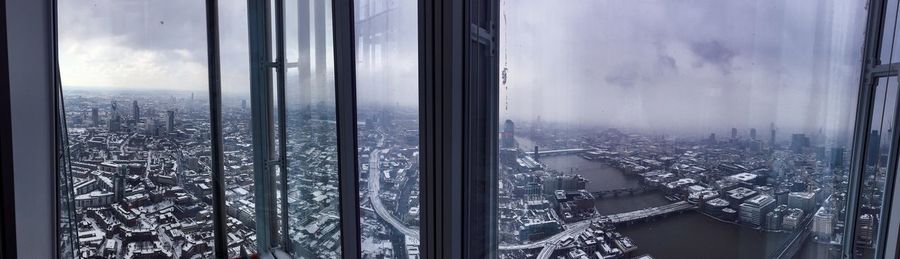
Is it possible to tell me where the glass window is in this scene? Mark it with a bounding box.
[852,77,898,257]
[353,0,421,258]
[58,1,216,257]
[283,0,343,257]
[216,1,258,256]
[497,1,867,258]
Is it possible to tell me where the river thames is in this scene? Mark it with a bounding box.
[541,154,843,259]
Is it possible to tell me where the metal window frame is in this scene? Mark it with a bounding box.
[0,0,17,257]
[246,0,363,257]
[247,0,280,253]
[332,0,363,258]
[846,0,892,258]
[203,0,229,257]
[418,0,500,258]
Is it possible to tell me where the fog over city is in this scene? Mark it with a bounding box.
[58,0,873,137]
[500,0,868,137]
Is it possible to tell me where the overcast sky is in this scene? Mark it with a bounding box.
[59,0,873,137]
[499,0,870,137]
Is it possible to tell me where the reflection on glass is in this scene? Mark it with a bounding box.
[853,77,898,257]
[58,0,216,257]
[284,0,343,257]
[353,0,421,258]
[497,0,867,258]
[216,1,259,256]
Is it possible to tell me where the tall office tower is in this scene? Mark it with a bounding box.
[501,119,516,148]
[533,146,539,161]
[867,130,881,166]
[791,134,809,153]
[708,133,716,143]
[750,128,757,140]
[731,127,738,139]
[770,122,776,146]
[91,107,99,126]
[132,100,140,121]
[167,110,176,133]
[242,99,247,110]
[109,102,121,133]
[830,148,845,168]
[108,115,121,133]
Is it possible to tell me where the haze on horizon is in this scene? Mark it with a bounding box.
[58,0,874,137]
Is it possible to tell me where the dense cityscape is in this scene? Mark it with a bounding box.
[61,90,426,258]
[495,119,887,259]
[59,87,891,259]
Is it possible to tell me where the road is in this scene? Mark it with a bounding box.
[367,149,420,241]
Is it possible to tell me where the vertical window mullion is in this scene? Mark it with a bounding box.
[248,0,278,253]
[203,0,228,257]
[273,0,290,252]
[332,0,362,258]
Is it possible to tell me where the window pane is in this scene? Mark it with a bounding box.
[498,1,867,258]
[284,0,343,257]
[852,77,898,257]
[58,1,216,257]
[216,1,258,256]
[354,0,421,258]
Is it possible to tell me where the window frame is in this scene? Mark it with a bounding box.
[0,0,16,257]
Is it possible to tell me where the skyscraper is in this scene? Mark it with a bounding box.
[770,122,776,146]
[109,101,121,132]
[501,119,516,148]
[91,107,99,126]
[750,128,757,140]
[242,99,247,110]
[867,130,881,166]
[731,128,737,140]
[791,134,809,153]
[167,110,176,133]
[132,100,140,120]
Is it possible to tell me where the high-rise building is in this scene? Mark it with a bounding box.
[770,122,776,146]
[731,127,738,140]
[132,100,140,120]
[167,110,176,133]
[750,128,757,140]
[830,148,845,168]
[91,107,99,126]
[867,130,881,166]
[791,134,809,153]
[501,119,516,148]
[242,99,247,110]
[739,194,775,227]
[812,207,834,240]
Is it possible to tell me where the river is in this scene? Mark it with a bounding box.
[540,154,842,259]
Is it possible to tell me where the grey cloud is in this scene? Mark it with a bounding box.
[689,40,737,73]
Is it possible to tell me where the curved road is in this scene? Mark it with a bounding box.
[367,149,420,240]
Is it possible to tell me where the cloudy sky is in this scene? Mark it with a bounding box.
[500,0,870,137]
[59,0,873,137]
